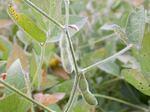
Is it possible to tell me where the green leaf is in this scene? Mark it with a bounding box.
[101,24,128,44]
[47,16,87,43]
[7,4,46,43]
[98,61,120,76]
[122,69,150,96]
[135,31,150,81]
[0,93,30,112]
[6,59,26,95]
[6,44,28,70]
[50,80,73,95]
[126,6,145,48]
[72,100,94,112]
[0,36,12,60]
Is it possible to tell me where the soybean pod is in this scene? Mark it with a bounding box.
[79,73,98,105]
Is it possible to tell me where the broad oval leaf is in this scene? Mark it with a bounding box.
[6,59,26,95]
[135,31,150,82]
[122,69,150,96]
[126,6,145,48]
[0,93,30,112]
[7,4,46,43]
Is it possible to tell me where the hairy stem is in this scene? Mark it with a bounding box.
[24,0,64,29]
[94,94,148,112]
[63,0,80,112]
[24,72,35,112]
[32,43,45,90]
[0,79,54,112]
[82,44,133,73]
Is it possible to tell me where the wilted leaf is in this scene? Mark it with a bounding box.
[126,6,145,48]
[6,44,28,70]
[49,57,70,80]
[34,93,65,106]
[122,69,150,96]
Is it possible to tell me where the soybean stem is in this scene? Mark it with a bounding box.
[82,44,133,73]
[32,43,45,89]
[24,0,64,29]
[63,0,80,112]
[94,94,148,112]
[0,79,54,112]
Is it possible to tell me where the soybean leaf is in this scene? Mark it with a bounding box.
[7,4,46,43]
[0,36,12,60]
[6,59,26,95]
[47,104,62,112]
[135,31,150,82]
[126,6,145,48]
[47,16,87,43]
[59,34,74,73]
[33,93,65,106]
[6,44,28,70]
[50,80,73,95]
[0,94,30,112]
[16,30,32,46]
[72,100,94,112]
[101,24,128,44]
[98,61,120,76]
[68,16,87,37]
[122,69,150,96]
[30,51,37,82]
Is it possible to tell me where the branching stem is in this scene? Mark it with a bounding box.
[81,44,133,73]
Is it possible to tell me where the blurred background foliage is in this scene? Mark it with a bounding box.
[0,0,150,112]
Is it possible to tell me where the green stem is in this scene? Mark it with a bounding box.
[79,33,115,49]
[94,94,148,112]
[63,0,80,112]
[0,79,54,112]
[24,73,35,112]
[32,43,45,90]
[24,0,64,29]
[81,44,133,73]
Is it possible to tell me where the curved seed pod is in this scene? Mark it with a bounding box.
[79,73,98,105]
[59,34,73,73]
[79,73,89,92]
[82,90,98,105]
[7,3,46,43]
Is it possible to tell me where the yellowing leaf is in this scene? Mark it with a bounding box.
[7,3,46,42]
[122,69,150,96]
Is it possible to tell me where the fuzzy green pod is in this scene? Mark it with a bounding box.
[79,73,89,92]
[82,90,98,105]
[79,74,98,105]
[7,3,46,43]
